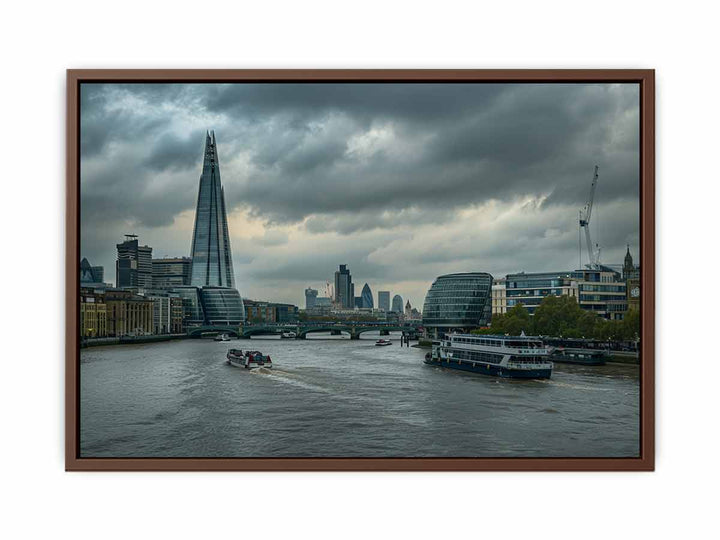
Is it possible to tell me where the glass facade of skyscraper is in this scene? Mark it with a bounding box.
[190,131,235,288]
[200,287,245,325]
[378,291,390,312]
[360,283,373,309]
[115,235,153,289]
[422,272,493,331]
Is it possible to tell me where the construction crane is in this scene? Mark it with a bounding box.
[579,165,601,269]
[325,280,338,309]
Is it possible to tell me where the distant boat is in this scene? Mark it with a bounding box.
[227,349,272,369]
[280,331,297,339]
[214,333,231,342]
[375,339,392,346]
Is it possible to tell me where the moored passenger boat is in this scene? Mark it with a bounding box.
[546,347,607,366]
[424,334,552,379]
[227,349,272,369]
[280,331,297,339]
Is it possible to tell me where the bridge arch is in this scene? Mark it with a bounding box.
[297,326,353,339]
[242,328,284,338]
[352,326,412,336]
[187,325,241,338]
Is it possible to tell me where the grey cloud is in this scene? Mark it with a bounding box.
[80,82,640,306]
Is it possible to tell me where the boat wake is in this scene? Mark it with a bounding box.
[249,367,331,394]
[536,379,611,392]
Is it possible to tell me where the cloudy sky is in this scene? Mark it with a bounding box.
[80,82,639,308]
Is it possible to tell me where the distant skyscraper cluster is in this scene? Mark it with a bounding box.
[303,264,413,319]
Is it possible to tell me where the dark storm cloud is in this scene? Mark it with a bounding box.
[81,82,638,227]
[80,82,639,302]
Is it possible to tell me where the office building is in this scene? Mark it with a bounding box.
[422,272,493,335]
[505,271,579,315]
[572,267,627,320]
[378,291,390,312]
[152,257,192,289]
[80,258,104,285]
[146,291,184,334]
[491,278,507,315]
[360,283,374,309]
[116,234,153,289]
[315,297,332,307]
[80,287,107,338]
[244,300,299,323]
[189,131,235,288]
[171,286,205,329]
[505,268,627,320]
[186,131,245,326]
[305,287,318,309]
[391,294,404,313]
[334,264,354,309]
[105,289,154,336]
[275,303,300,323]
[244,300,277,323]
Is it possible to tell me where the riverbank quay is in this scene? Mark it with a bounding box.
[81,334,188,348]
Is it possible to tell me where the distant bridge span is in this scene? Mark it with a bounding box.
[238,321,422,340]
[187,325,242,337]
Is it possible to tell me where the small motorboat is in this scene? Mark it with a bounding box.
[214,333,231,342]
[227,349,272,369]
[375,339,392,346]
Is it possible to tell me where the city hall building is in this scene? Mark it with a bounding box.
[422,272,493,336]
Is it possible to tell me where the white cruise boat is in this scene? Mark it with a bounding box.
[425,333,553,379]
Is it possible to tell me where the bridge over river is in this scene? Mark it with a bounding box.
[187,321,423,340]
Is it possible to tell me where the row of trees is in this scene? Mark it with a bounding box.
[474,295,640,341]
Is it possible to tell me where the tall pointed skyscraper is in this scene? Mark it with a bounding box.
[190,131,235,288]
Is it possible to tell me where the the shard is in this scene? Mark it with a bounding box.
[189,131,235,288]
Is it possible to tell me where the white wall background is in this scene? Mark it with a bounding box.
[0,1,716,538]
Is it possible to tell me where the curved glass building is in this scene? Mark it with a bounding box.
[200,287,245,325]
[360,283,374,309]
[391,294,404,313]
[422,272,493,332]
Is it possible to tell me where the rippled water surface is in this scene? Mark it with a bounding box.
[80,333,640,457]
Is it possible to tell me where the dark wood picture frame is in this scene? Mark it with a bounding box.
[66,69,654,471]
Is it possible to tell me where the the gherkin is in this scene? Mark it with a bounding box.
[189,131,235,288]
[360,283,374,309]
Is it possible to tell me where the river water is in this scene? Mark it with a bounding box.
[80,333,640,458]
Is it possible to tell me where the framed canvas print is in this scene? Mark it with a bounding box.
[66,69,654,471]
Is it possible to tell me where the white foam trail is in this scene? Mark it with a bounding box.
[249,368,331,394]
